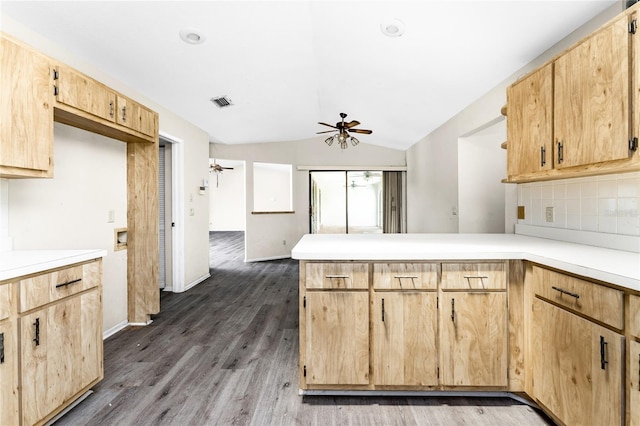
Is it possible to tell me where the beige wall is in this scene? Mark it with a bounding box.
[1,16,211,334]
[211,138,406,261]
[406,3,624,233]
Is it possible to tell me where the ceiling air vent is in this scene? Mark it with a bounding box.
[210,96,233,108]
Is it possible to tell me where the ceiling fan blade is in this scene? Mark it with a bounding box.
[221,166,234,170]
[344,120,360,128]
[318,122,338,129]
[348,128,373,134]
[316,130,337,134]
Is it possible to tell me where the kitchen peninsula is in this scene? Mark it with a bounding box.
[292,232,640,425]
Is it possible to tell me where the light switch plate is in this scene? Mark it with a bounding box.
[545,206,554,222]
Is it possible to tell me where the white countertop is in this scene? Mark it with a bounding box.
[292,234,640,292]
[0,249,107,282]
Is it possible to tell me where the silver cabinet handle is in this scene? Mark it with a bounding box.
[464,276,488,289]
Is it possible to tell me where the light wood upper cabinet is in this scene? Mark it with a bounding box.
[440,292,508,387]
[554,14,630,169]
[304,291,369,385]
[507,64,553,177]
[532,298,624,426]
[116,95,157,138]
[0,35,54,178]
[372,292,438,386]
[54,64,117,123]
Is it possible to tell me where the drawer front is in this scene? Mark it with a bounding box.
[373,262,438,290]
[532,266,623,329]
[305,262,369,289]
[19,262,99,313]
[441,262,506,290]
[0,283,10,320]
[631,294,640,339]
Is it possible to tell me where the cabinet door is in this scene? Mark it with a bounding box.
[441,292,507,386]
[305,291,369,385]
[0,319,19,426]
[507,63,553,176]
[532,298,624,426]
[116,95,157,137]
[0,36,53,177]
[55,64,117,123]
[20,290,102,426]
[372,292,437,386]
[631,340,640,426]
[554,14,630,169]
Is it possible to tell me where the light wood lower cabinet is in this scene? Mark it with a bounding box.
[304,290,369,385]
[631,340,640,426]
[440,292,508,387]
[0,316,19,425]
[0,259,103,426]
[532,298,624,426]
[372,292,437,386]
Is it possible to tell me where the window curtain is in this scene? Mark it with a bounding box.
[383,171,406,233]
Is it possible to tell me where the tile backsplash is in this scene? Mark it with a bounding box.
[517,172,640,236]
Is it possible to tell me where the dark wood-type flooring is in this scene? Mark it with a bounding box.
[57,231,552,425]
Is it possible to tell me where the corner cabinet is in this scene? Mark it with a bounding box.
[0,258,103,426]
[530,265,624,426]
[0,35,54,178]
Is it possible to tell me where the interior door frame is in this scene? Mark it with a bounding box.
[159,132,185,293]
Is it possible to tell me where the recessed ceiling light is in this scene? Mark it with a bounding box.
[380,18,405,37]
[180,27,206,45]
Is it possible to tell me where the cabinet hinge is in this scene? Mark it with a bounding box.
[303,365,307,377]
[303,296,306,308]
[437,367,439,379]
[630,19,637,34]
[0,332,4,364]
[436,296,439,309]
[630,137,638,152]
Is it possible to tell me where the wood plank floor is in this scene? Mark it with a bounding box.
[57,231,553,425]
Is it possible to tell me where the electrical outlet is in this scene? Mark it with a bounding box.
[282,240,286,246]
[108,210,115,223]
[545,206,554,222]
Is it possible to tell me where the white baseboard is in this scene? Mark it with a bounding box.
[102,320,129,340]
[182,273,211,292]
[245,255,291,263]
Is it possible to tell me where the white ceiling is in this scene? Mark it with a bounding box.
[1,1,619,150]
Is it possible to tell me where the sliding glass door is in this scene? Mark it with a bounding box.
[310,171,383,234]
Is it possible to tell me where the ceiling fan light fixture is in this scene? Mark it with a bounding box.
[381,18,405,37]
[325,136,334,146]
[350,136,360,146]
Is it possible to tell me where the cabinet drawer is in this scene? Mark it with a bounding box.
[18,262,99,313]
[0,283,10,320]
[373,263,438,290]
[532,266,623,329]
[305,262,369,289]
[631,294,640,339]
[441,262,506,290]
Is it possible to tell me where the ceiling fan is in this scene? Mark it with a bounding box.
[209,160,234,187]
[317,112,373,150]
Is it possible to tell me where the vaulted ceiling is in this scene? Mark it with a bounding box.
[1,1,618,150]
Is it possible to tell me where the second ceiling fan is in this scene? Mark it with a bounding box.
[317,112,372,149]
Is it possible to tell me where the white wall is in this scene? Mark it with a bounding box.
[209,161,245,231]
[211,138,406,261]
[458,121,509,233]
[253,163,292,212]
[406,3,623,233]
[2,16,211,333]
[8,124,129,335]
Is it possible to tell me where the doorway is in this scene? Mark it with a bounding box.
[159,134,185,292]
